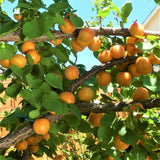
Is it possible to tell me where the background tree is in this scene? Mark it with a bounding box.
[0,0,160,160]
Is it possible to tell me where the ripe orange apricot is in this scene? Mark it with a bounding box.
[10,54,27,68]
[96,71,111,87]
[126,37,137,44]
[129,21,144,37]
[64,65,79,80]
[148,53,160,65]
[135,57,152,75]
[33,118,50,135]
[125,44,137,56]
[71,38,84,52]
[116,72,132,87]
[0,59,10,68]
[53,155,66,160]
[114,135,129,151]
[14,14,22,21]
[88,113,104,127]
[128,63,141,78]
[26,134,42,145]
[77,28,95,47]
[28,145,39,153]
[78,87,94,102]
[98,50,112,63]
[42,133,50,141]
[132,87,149,101]
[15,140,28,151]
[27,50,41,64]
[106,156,114,160]
[129,103,144,113]
[50,39,63,46]
[110,44,125,59]
[21,41,36,54]
[59,91,75,104]
[59,18,76,34]
[88,36,101,51]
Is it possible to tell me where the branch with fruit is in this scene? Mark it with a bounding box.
[1,27,160,42]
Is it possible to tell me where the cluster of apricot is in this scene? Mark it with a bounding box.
[59,65,94,105]
[14,118,50,160]
[0,41,41,69]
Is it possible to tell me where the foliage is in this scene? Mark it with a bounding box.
[0,0,160,160]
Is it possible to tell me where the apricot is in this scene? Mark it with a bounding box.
[148,53,160,65]
[64,65,79,80]
[98,50,112,63]
[59,91,75,104]
[71,38,84,52]
[110,44,125,59]
[88,113,104,127]
[126,37,137,44]
[129,21,144,37]
[50,39,63,46]
[114,135,129,151]
[77,28,95,47]
[0,59,10,68]
[116,72,132,87]
[59,18,76,34]
[88,36,101,51]
[135,57,152,75]
[128,63,141,78]
[78,87,94,102]
[132,87,149,101]
[96,71,111,87]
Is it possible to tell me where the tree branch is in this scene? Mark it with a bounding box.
[68,56,137,93]
[76,98,160,114]
[0,27,160,42]
[0,114,62,151]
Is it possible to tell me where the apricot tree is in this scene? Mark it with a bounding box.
[0,0,160,160]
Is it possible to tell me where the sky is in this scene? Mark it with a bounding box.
[1,0,157,70]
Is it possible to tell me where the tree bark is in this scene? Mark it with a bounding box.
[0,27,160,42]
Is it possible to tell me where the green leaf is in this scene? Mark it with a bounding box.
[0,82,5,93]
[5,81,22,98]
[68,104,80,119]
[10,65,24,79]
[70,13,83,27]
[98,126,112,143]
[64,114,80,128]
[131,145,148,160]
[23,20,42,39]
[26,73,42,88]
[77,119,92,133]
[31,0,45,8]
[52,47,69,63]
[0,43,16,59]
[98,7,110,18]
[48,2,69,13]
[153,47,160,59]
[100,112,116,127]
[42,91,69,115]
[29,109,40,119]
[120,129,139,145]
[40,82,51,93]
[120,1,132,22]
[125,114,135,131]
[38,12,54,33]
[45,73,62,89]
[21,88,43,109]
[143,75,160,92]
[52,12,64,25]
[0,21,18,36]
